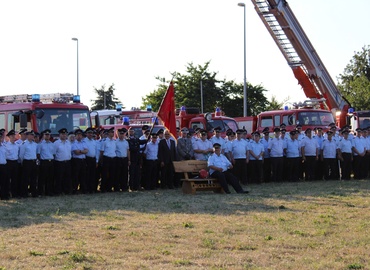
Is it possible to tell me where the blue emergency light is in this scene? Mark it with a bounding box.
[123,117,130,125]
[116,104,122,111]
[73,95,80,103]
[147,105,152,112]
[31,94,40,102]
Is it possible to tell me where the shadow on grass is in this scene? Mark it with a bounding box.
[0,179,369,229]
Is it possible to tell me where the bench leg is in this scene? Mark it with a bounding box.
[182,181,196,194]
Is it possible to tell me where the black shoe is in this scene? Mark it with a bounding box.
[225,191,231,194]
[237,190,249,194]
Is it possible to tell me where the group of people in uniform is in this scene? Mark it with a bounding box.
[0,121,368,200]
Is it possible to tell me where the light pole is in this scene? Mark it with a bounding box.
[200,79,204,114]
[71,38,79,96]
[238,3,247,117]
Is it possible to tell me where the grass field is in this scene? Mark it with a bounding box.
[1,180,369,270]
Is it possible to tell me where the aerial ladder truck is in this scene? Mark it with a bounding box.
[250,0,356,128]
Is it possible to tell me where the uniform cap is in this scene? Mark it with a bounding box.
[26,130,35,135]
[19,128,27,135]
[262,127,270,133]
[355,128,362,132]
[304,128,312,134]
[280,123,287,128]
[157,128,164,134]
[141,125,149,131]
[213,126,222,132]
[58,128,68,134]
[74,129,83,135]
[236,129,244,134]
[107,127,115,133]
[85,127,94,133]
[181,127,189,133]
[253,131,260,136]
[213,143,221,148]
[118,128,128,133]
[42,129,51,135]
[6,130,16,136]
[273,127,281,132]
[296,124,302,128]
[289,130,297,136]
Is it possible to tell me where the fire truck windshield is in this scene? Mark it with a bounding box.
[35,108,91,135]
[207,119,238,132]
[296,111,334,126]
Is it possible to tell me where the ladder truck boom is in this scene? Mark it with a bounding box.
[251,0,350,126]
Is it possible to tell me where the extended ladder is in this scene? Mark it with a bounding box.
[251,0,349,115]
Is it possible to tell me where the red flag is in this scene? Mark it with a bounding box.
[157,82,177,139]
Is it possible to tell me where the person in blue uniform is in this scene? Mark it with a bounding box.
[248,131,264,184]
[337,129,353,180]
[19,130,38,197]
[143,133,159,190]
[100,127,116,192]
[261,127,271,183]
[321,130,339,180]
[54,128,72,195]
[115,128,130,191]
[208,143,248,194]
[71,129,88,194]
[301,128,319,181]
[284,130,301,182]
[5,130,20,198]
[37,129,55,196]
[0,130,9,200]
[268,128,285,182]
[83,127,99,193]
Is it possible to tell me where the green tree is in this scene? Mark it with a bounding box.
[142,62,269,116]
[90,84,123,110]
[338,46,370,110]
[265,95,290,111]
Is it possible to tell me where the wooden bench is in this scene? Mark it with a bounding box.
[173,160,224,194]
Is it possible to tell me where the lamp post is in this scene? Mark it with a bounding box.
[238,3,247,117]
[71,38,79,96]
[200,79,204,114]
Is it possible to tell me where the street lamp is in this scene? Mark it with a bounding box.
[238,3,247,117]
[71,38,79,96]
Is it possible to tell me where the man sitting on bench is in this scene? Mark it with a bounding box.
[207,143,249,194]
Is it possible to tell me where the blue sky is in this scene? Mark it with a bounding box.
[0,0,369,111]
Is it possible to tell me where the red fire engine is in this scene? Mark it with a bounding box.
[176,106,238,138]
[0,93,91,137]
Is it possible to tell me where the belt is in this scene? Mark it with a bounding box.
[41,159,54,162]
[86,156,96,159]
[24,159,36,162]
[6,159,18,162]
[55,160,70,163]
[103,156,115,159]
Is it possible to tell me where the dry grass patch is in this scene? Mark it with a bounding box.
[0,180,369,269]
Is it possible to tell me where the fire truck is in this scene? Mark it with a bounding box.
[90,106,164,138]
[176,106,238,138]
[0,93,91,137]
[250,0,369,130]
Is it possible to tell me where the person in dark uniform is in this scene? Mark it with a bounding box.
[5,130,20,198]
[127,127,142,191]
[37,129,55,196]
[19,130,38,197]
[158,129,177,189]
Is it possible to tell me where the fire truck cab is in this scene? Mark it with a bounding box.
[175,106,238,138]
[0,93,91,137]
[256,100,335,133]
